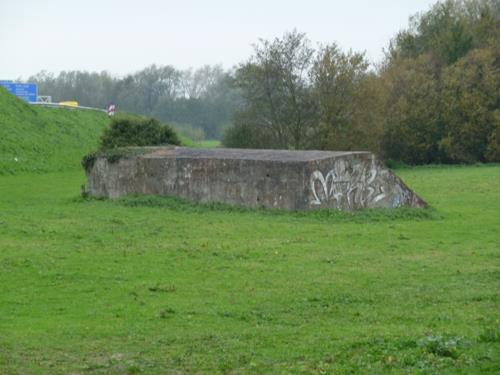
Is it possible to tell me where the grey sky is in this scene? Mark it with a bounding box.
[0,0,438,79]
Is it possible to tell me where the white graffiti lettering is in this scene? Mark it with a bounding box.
[310,159,387,208]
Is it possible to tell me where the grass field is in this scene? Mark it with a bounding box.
[0,164,499,374]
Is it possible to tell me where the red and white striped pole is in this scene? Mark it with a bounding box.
[107,104,116,116]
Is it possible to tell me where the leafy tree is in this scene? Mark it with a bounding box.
[389,0,473,64]
[227,30,317,149]
[381,53,445,164]
[133,64,181,114]
[114,75,140,113]
[381,0,500,164]
[440,47,500,162]
[309,44,375,151]
[225,36,385,154]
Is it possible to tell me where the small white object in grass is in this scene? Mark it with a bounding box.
[14,157,18,162]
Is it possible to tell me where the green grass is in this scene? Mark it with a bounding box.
[179,136,220,148]
[196,139,221,148]
[0,164,499,374]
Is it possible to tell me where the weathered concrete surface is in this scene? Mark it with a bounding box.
[84,147,426,210]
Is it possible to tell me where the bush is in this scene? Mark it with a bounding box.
[222,122,269,149]
[417,335,463,359]
[99,117,180,149]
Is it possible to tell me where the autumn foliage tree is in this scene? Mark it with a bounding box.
[224,32,379,152]
[309,45,379,152]
[380,0,500,163]
[440,47,500,162]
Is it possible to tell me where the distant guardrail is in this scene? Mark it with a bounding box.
[30,102,107,113]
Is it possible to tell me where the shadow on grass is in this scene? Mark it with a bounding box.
[76,194,441,224]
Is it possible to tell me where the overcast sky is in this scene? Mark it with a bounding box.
[0,0,438,79]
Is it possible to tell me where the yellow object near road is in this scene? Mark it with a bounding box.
[59,101,79,107]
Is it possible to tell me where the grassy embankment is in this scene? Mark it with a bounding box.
[0,89,498,374]
[0,88,110,175]
[0,88,217,175]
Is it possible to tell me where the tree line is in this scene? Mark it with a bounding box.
[29,65,241,140]
[30,0,499,164]
[224,0,499,164]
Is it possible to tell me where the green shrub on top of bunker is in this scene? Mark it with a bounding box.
[99,116,180,149]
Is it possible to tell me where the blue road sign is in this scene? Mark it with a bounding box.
[0,82,38,103]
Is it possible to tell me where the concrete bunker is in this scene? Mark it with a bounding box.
[84,147,426,211]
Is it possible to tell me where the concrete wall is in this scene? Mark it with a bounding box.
[85,147,426,210]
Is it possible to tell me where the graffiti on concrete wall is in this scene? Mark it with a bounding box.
[310,158,388,208]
